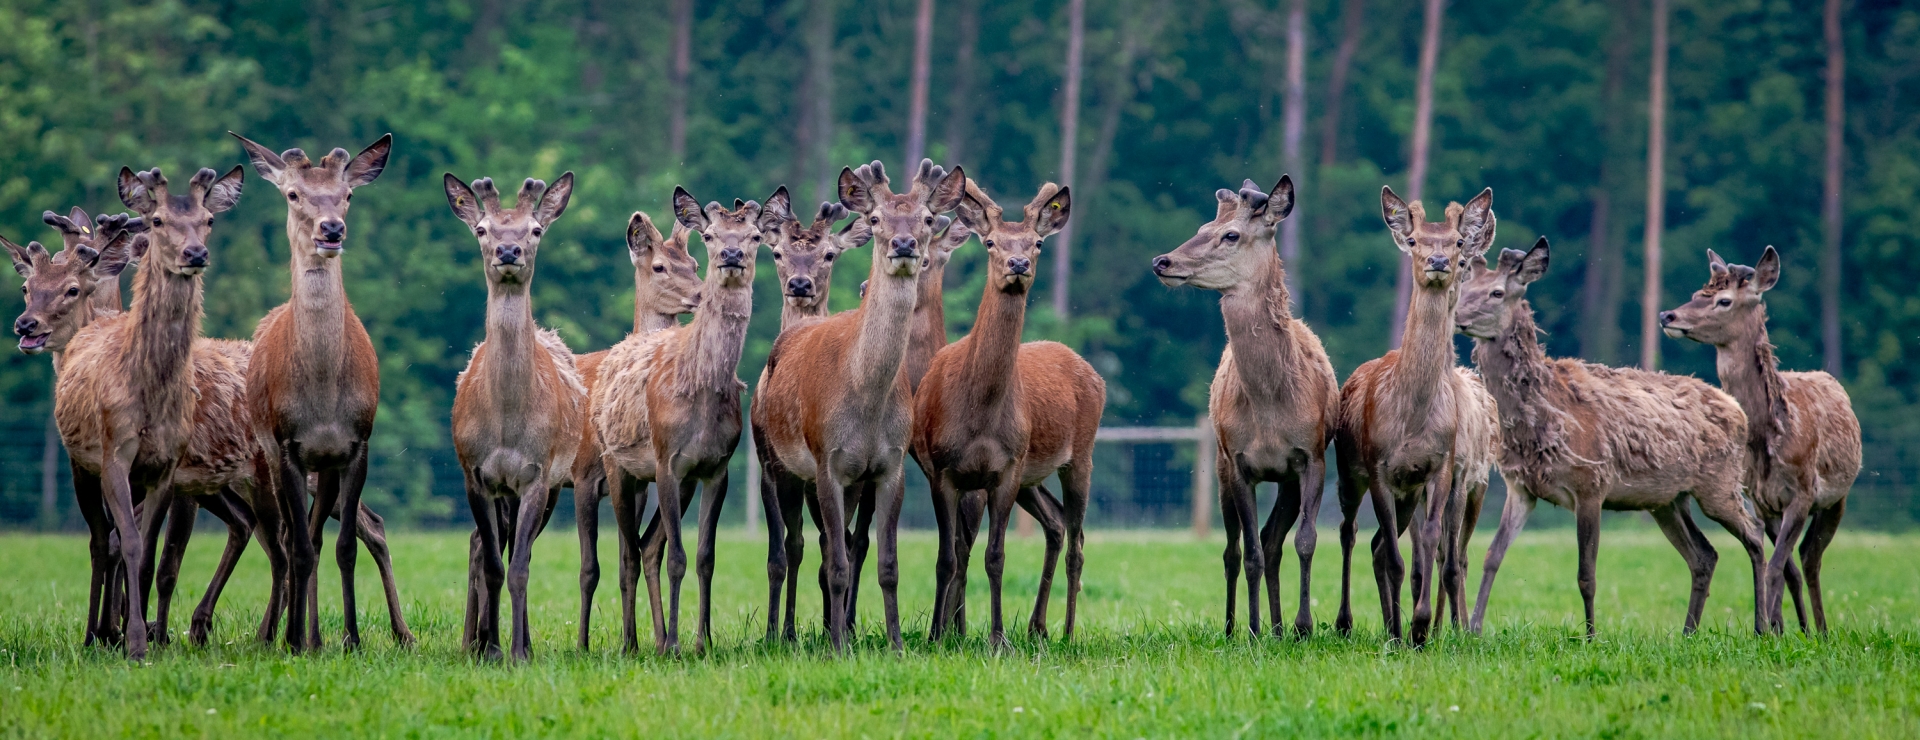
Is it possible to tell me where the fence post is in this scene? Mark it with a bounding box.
[743,432,761,536]
[1191,415,1214,538]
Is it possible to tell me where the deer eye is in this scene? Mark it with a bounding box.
[1457,239,1464,246]
[771,250,783,260]
[66,286,80,297]
[287,191,299,202]
[752,234,762,242]
[346,192,352,202]
[652,264,666,273]
[206,217,215,227]
[474,226,487,236]
[151,217,163,226]
[1490,289,1505,299]
[824,252,835,262]
[925,216,934,226]
[1717,298,1732,307]
[531,227,543,237]
[1223,232,1240,242]
[869,217,879,225]
[984,239,994,248]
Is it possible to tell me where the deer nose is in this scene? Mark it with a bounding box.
[1152,256,1173,275]
[786,275,814,296]
[318,220,345,243]
[1008,257,1031,275]
[1659,310,1676,326]
[1425,254,1451,272]
[181,245,208,268]
[495,244,522,265]
[889,236,917,258]
[14,316,39,337]
[719,247,746,266]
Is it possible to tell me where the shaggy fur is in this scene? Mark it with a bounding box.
[1661,247,1862,633]
[914,178,1102,648]
[1456,239,1770,637]
[1333,188,1500,646]
[1151,175,1340,638]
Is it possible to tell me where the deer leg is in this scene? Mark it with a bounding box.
[844,481,875,634]
[465,485,505,660]
[274,449,318,653]
[1333,453,1364,636]
[1410,463,1453,648]
[874,466,907,652]
[1060,458,1092,641]
[149,493,199,646]
[1573,495,1603,640]
[606,467,642,654]
[574,468,603,651]
[1293,451,1327,638]
[1763,517,1808,633]
[1694,484,1770,636]
[100,450,150,660]
[640,483,671,654]
[1366,478,1402,641]
[758,461,786,644]
[693,471,729,653]
[1648,502,1712,635]
[1263,473,1300,640]
[655,461,694,656]
[300,467,341,651]
[982,475,1022,652]
[808,490,831,637]
[954,489,987,637]
[243,453,289,646]
[780,480,806,642]
[350,502,413,647]
[1471,486,1532,634]
[1799,500,1843,634]
[1017,484,1065,639]
[813,457,853,652]
[330,445,369,651]
[1220,460,1245,638]
[929,471,961,642]
[506,480,548,662]
[1448,479,1487,632]
[188,489,254,646]
[73,465,110,647]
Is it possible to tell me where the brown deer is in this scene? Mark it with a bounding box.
[1660,247,1861,634]
[590,187,774,654]
[51,165,243,659]
[1332,188,1500,646]
[445,173,584,660]
[234,133,394,652]
[755,159,966,650]
[914,177,1102,648]
[1456,238,1770,637]
[1151,175,1339,638]
[570,211,702,651]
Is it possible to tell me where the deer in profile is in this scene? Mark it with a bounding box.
[590,187,772,654]
[1151,176,1339,638]
[914,177,1102,648]
[445,173,584,660]
[1333,188,1500,646]
[1661,247,1861,634]
[50,165,243,659]
[570,211,702,651]
[234,133,396,652]
[756,160,966,650]
[1456,238,1769,637]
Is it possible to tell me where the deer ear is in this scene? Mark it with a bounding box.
[118,167,157,214]
[1706,248,1727,275]
[1259,175,1295,224]
[532,171,574,226]
[672,186,709,231]
[835,214,874,250]
[929,165,967,213]
[1458,188,1495,254]
[444,173,484,227]
[1033,186,1071,238]
[837,167,874,213]
[955,188,991,235]
[758,186,793,235]
[1516,237,1551,284]
[1752,246,1781,292]
[1,234,32,278]
[230,132,287,183]
[1381,186,1415,246]
[345,134,392,188]
[203,165,245,214]
[626,212,662,263]
[91,227,137,278]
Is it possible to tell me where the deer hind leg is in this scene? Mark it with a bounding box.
[1763,517,1809,634]
[149,493,200,646]
[693,471,730,654]
[1263,471,1302,640]
[1059,457,1092,641]
[1471,487,1534,634]
[1219,452,1245,638]
[574,469,603,651]
[779,480,806,642]
[606,467,643,654]
[1017,483,1066,639]
[1799,500,1844,634]
[757,464,787,644]
[1695,482,1771,635]
[1447,478,1487,632]
[1333,451,1365,636]
[639,484,672,654]
[74,465,111,647]
[1649,501,1715,634]
[189,489,256,646]
[1293,451,1328,638]
[928,470,960,642]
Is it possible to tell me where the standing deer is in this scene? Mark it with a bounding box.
[1333,188,1500,646]
[51,165,243,659]
[235,133,397,652]
[446,173,584,660]
[1456,238,1770,637]
[570,211,702,651]
[1150,176,1339,638]
[914,178,1102,647]
[756,159,966,650]
[1661,247,1861,634]
[591,187,774,654]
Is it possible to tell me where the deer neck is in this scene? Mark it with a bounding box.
[672,265,755,397]
[89,279,124,314]
[1712,309,1789,454]
[632,268,683,335]
[51,291,118,371]
[1218,251,1299,398]
[957,280,1028,410]
[1471,301,1571,480]
[125,260,203,420]
[847,258,919,409]
[778,290,830,330]
[481,281,541,412]
[906,254,950,390]
[287,247,351,372]
[1388,280,1460,428]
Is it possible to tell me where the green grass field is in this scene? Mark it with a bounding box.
[1,523,1916,737]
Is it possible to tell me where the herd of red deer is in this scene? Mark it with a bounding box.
[0,135,1860,661]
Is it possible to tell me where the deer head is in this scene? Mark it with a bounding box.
[1454,237,1550,340]
[444,173,575,288]
[770,201,871,311]
[954,179,1070,294]
[6,214,143,354]
[674,185,784,291]
[117,166,245,277]
[836,159,965,278]
[1382,186,1495,292]
[625,210,704,318]
[1659,247,1781,346]
[231,133,390,264]
[1152,176,1293,290]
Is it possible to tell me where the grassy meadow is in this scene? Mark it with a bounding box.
[1,522,1917,737]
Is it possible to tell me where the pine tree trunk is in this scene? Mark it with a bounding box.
[1319,0,1365,168]
[1580,1,1635,363]
[1052,0,1086,320]
[942,0,980,165]
[1640,0,1669,371]
[905,0,935,165]
[668,0,692,164]
[1391,0,1445,349]
[1280,0,1307,311]
[1822,0,1846,376]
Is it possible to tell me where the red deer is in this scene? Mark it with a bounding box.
[914,177,1102,647]
[570,212,702,651]
[1456,238,1769,637]
[755,159,966,650]
[446,173,584,660]
[1333,188,1500,646]
[1661,247,1861,634]
[1151,176,1339,638]
[591,187,774,654]
[51,165,243,659]
[234,133,394,651]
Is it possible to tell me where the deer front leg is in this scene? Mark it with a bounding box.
[1470,486,1533,634]
[874,466,907,652]
[466,486,506,660]
[1409,463,1453,648]
[780,481,806,642]
[1366,478,1403,641]
[982,474,1022,652]
[1219,457,1245,638]
[1262,470,1301,640]
[1574,495,1603,640]
[73,466,110,647]
[507,479,548,662]
[844,481,876,633]
[331,444,371,651]
[100,449,150,660]
[1293,452,1328,637]
[189,489,256,646]
[1767,492,1816,635]
[813,455,853,652]
[150,493,200,646]
[693,470,730,653]
[654,457,694,655]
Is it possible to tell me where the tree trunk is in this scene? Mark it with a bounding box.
[905,0,935,165]
[1640,0,1669,371]
[1280,0,1307,311]
[1052,0,1086,321]
[1822,0,1846,376]
[1319,0,1365,168]
[942,0,980,165]
[1580,0,1635,364]
[1390,0,1445,349]
[802,0,838,205]
[668,0,693,164]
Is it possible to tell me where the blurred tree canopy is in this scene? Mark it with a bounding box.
[0,0,1915,527]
